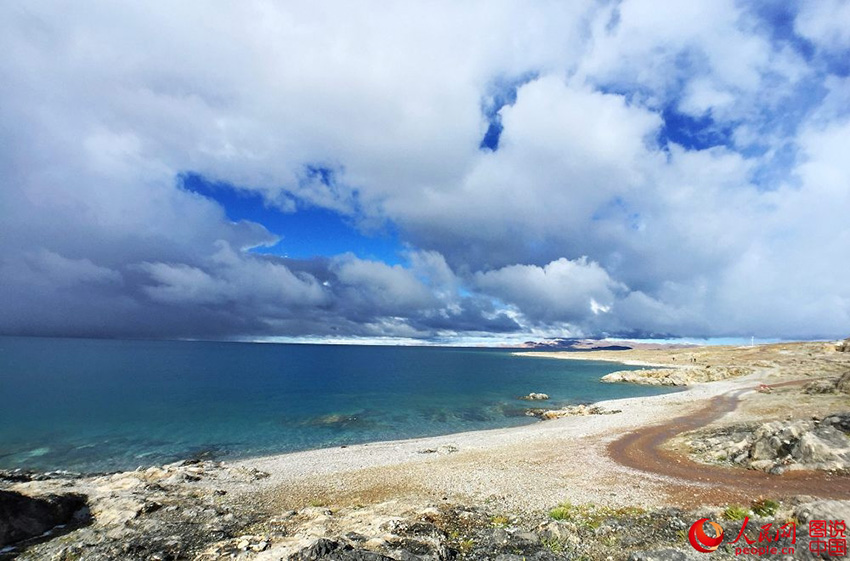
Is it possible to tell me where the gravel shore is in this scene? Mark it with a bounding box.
[232,372,754,514]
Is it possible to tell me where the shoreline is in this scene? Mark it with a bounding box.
[221,353,670,470]
[228,373,756,513]
[512,350,676,368]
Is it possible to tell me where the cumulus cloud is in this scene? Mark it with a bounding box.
[0,0,848,341]
[475,258,624,324]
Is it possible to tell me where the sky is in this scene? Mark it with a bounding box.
[1,1,849,344]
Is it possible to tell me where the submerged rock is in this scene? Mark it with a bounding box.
[519,393,550,401]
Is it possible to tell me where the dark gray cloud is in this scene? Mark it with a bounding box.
[1,1,849,342]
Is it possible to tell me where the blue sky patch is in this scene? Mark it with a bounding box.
[658,105,734,150]
[747,1,815,61]
[179,172,404,264]
[479,72,538,151]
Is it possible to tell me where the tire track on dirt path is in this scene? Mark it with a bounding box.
[608,379,850,504]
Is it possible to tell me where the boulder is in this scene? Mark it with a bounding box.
[835,338,850,352]
[0,490,88,546]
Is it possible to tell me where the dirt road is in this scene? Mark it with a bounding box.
[608,381,850,505]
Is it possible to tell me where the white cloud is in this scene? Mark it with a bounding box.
[796,0,850,53]
[330,254,436,314]
[475,257,624,324]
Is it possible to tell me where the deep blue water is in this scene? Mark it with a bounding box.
[0,337,676,473]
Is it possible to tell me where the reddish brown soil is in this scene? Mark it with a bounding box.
[608,381,850,506]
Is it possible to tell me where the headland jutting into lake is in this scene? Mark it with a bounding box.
[2,340,849,560]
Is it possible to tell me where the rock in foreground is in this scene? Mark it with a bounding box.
[2,460,268,560]
[0,490,87,547]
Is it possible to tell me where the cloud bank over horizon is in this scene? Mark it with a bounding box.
[1,1,848,342]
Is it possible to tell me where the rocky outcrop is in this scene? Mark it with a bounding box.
[0,490,87,547]
[602,366,751,386]
[835,338,850,352]
[686,413,850,473]
[4,460,268,560]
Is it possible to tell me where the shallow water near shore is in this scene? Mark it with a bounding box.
[0,336,678,473]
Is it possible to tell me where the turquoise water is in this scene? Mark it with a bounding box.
[0,337,677,473]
